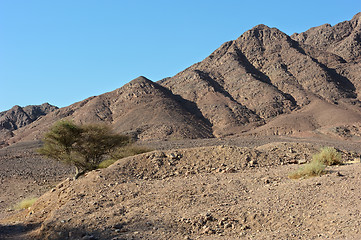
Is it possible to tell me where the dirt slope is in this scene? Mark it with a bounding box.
[248,99,361,136]
[2,142,360,240]
[0,141,73,221]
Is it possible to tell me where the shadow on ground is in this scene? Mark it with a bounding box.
[0,222,40,240]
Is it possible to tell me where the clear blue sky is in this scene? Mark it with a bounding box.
[1,0,360,112]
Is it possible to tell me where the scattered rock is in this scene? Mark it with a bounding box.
[81,235,96,240]
[297,159,307,164]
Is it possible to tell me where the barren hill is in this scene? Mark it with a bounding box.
[160,12,361,138]
[2,13,361,146]
[6,76,212,145]
[0,103,58,146]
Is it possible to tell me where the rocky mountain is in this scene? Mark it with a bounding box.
[291,12,361,62]
[0,103,58,145]
[0,103,57,131]
[5,77,213,145]
[160,12,361,137]
[2,13,361,146]
[290,12,361,106]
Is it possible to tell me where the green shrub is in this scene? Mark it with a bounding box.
[98,145,152,168]
[14,197,38,210]
[38,120,130,179]
[288,160,326,179]
[312,147,342,166]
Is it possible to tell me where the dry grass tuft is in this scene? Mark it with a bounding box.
[13,197,38,210]
[288,160,326,179]
[312,147,342,166]
[98,145,152,168]
[289,146,342,179]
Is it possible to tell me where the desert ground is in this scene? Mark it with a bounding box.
[1,135,361,240]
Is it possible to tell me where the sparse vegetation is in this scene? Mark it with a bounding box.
[38,120,130,179]
[312,147,342,166]
[289,147,342,179]
[288,160,326,179]
[13,197,38,210]
[98,145,152,168]
[110,145,153,160]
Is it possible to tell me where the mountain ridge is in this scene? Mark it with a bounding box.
[0,103,58,146]
[2,12,361,147]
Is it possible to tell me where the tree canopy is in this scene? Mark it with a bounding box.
[38,120,129,179]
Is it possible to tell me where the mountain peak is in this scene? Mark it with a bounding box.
[237,24,288,44]
[351,12,361,22]
[251,24,271,30]
[0,103,58,133]
[11,105,23,111]
[130,76,152,84]
[122,76,158,92]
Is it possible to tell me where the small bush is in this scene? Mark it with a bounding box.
[288,160,326,179]
[14,197,38,210]
[312,147,342,166]
[98,145,152,168]
[289,146,342,179]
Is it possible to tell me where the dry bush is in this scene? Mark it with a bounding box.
[13,197,38,210]
[98,145,152,168]
[312,147,342,166]
[288,160,326,179]
[289,146,342,179]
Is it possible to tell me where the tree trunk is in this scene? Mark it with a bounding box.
[74,166,86,180]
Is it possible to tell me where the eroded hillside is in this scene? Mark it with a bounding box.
[1,13,361,146]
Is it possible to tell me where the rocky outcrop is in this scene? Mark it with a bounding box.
[0,103,57,131]
[291,12,361,62]
[0,103,58,146]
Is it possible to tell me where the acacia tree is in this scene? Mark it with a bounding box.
[38,120,129,179]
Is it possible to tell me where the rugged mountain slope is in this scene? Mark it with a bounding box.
[291,12,361,62]
[0,103,57,131]
[3,13,361,146]
[0,103,58,146]
[6,76,213,144]
[291,12,361,103]
[160,12,361,137]
[234,24,356,103]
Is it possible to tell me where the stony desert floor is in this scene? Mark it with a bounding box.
[0,136,361,239]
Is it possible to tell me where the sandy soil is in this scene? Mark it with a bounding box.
[0,141,73,220]
[0,137,361,239]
